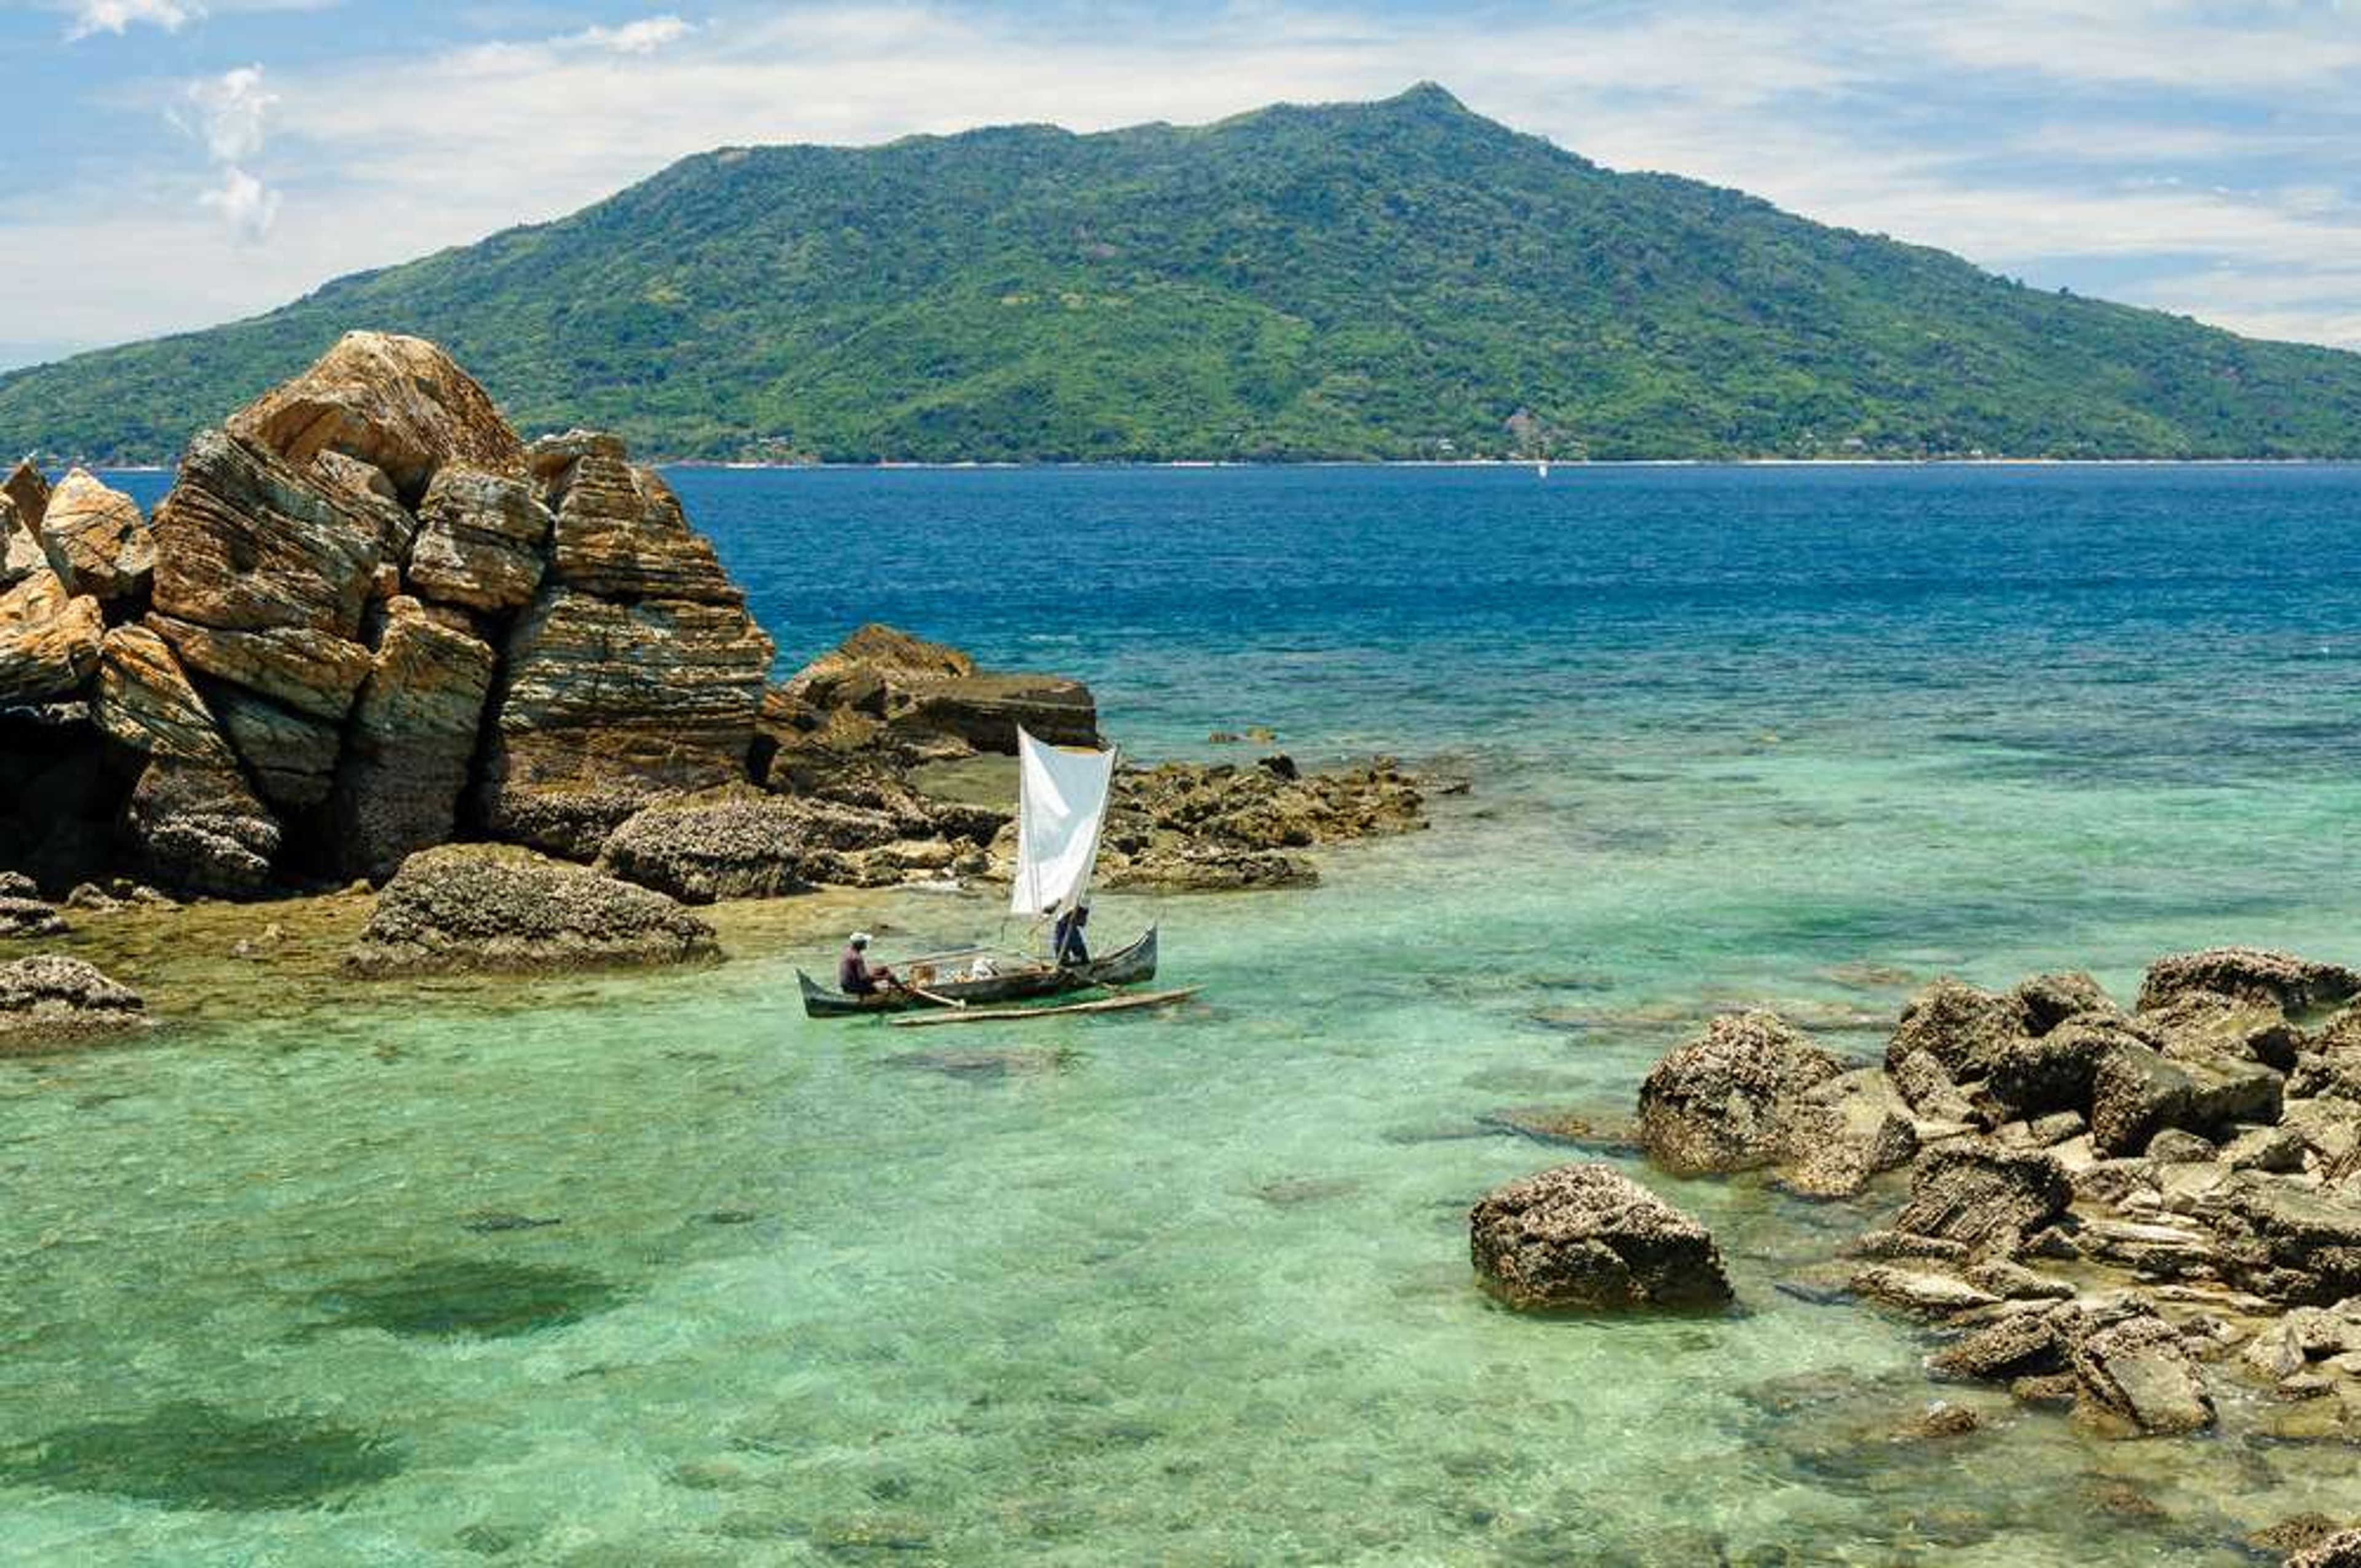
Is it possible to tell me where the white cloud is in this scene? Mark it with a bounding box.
[65,0,201,39]
[569,14,697,55]
[173,65,282,242]
[199,163,282,241]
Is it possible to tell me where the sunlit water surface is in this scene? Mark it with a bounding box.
[6,465,2360,1563]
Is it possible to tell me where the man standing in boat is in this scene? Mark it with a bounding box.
[1052,903,1091,968]
[839,932,895,996]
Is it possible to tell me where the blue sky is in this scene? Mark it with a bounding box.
[5,0,2361,370]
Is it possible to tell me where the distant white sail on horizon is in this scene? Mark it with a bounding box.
[1008,728,1117,920]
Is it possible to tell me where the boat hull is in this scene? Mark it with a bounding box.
[798,925,1158,1018]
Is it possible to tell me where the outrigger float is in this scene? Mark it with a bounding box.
[798,729,1168,1020]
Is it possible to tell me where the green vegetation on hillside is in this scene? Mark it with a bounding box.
[8,84,2361,462]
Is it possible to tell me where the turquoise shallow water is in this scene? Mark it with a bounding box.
[8,464,2361,1563]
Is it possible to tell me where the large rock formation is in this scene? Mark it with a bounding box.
[38,469,152,604]
[1468,1162,1733,1310]
[0,566,103,706]
[343,844,720,975]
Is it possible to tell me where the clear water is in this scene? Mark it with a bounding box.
[8,464,2361,1563]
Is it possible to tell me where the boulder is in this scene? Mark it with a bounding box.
[784,623,1098,754]
[1889,1047,1978,1122]
[1928,1309,2066,1381]
[226,330,526,503]
[1637,1010,1842,1176]
[405,467,552,612]
[2146,993,2303,1071]
[37,469,152,603]
[0,888,66,938]
[2207,1174,2361,1305]
[344,844,720,976]
[151,428,384,646]
[2,457,49,534]
[1,494,47,590]
[0,566,103,705]
[2222,1123,2308,1174]
[308,448,419,560]
[597,793,908,902]
[2282,1095,2361,1171]
[2068,1310,2215,1434]
[1849,1265,2001,1315]
[1468,1162,1733,1310]
[329,598,497,881]
[0,955,147,1047]
[785,622,974,707]
[1891,1142,2072,1255]
[89,625,234,766]
[477,587,772,858]
[542,448,738,604]
[1885,978,2019,1079]
[1979,1018,2143,1125]
[2138,947,2361,1015]
[148,612,373,723]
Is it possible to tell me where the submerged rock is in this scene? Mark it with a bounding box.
[2069,1309,2215,1435]
[344,844,720,976]
[0,955,148,1047]
[1468,1162,1733,1310]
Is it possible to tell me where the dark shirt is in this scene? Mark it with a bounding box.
[1052,907,1091,967]
[839,948,878,995]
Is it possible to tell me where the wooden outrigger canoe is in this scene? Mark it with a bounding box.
[797,925,1158,1019]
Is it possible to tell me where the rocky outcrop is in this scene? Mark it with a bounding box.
[0,954,148,1047]
[595,791,970,903]
[542,444,737,604]
[227,330,526,502]
[477,589,772,858]
[1637,1010,1842,1175]
[344,844,719,976]
[2,458,49,534]
[1469,1162,1733,1309]
[151,427,382,644]
[38,469,152,604]
[777,622,1099,756]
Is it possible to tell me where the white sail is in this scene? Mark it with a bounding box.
[1007,728,1117,919]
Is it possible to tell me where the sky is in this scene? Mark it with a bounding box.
[4,0,2361,370]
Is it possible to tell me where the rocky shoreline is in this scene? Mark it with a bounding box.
[1473,945,2361,1564]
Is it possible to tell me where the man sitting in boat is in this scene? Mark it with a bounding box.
[1051,904,1091,968]
[838,932,895,996]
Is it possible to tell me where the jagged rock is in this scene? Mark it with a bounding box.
[150,428,382,642]
[1892,1142,2072,1255]
[1889,1047,1978,1122]
[2223,1123,2308,1174]
[543,448,737,604]
[1778,1067,1920,1198]
[0,955,147,1046]
[227,330,526,503]
[1963,1259,2074,1301]
[785,622,974,708]
[207,683,342,810]
[122,758,280,897]
[2147,994,2303,1071]
[2,457,49,534]
[344,844,719,975]
[2280,1096,2361,1171]
[2089,1041,2282,1155]
[0,566,103,705]
[2070,1310,2215,1434]
[2145,1128,2217,1163]
[147,612,373,724]
[0,891,66,938]
[1980,1016,2149,1125]
[1468,1162,1732,1310]
[2207,1174,2361,1305]
[2138,948,2361,1015]
[36,469,152,603]
[597,793,912,902]
[1637,1010,1841,1176]
[1885,978,2019,1079]
[2011,971,2118,1032]
[307,449,419,561]
[330,598,497,881]
[477,587,773,858]
[405,466,552,612]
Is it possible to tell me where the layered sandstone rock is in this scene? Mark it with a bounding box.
[406,467,551,612]
[227,330,526,502]
[0,566,103,706]
[3,459,50,535]
[330,598,497,880]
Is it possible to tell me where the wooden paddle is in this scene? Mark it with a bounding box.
[891,977,967,1010]
[888,986,1200,1028]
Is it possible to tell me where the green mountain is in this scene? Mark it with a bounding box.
[9,84,2361,463]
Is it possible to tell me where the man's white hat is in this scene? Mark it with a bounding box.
[849,931,873,948]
